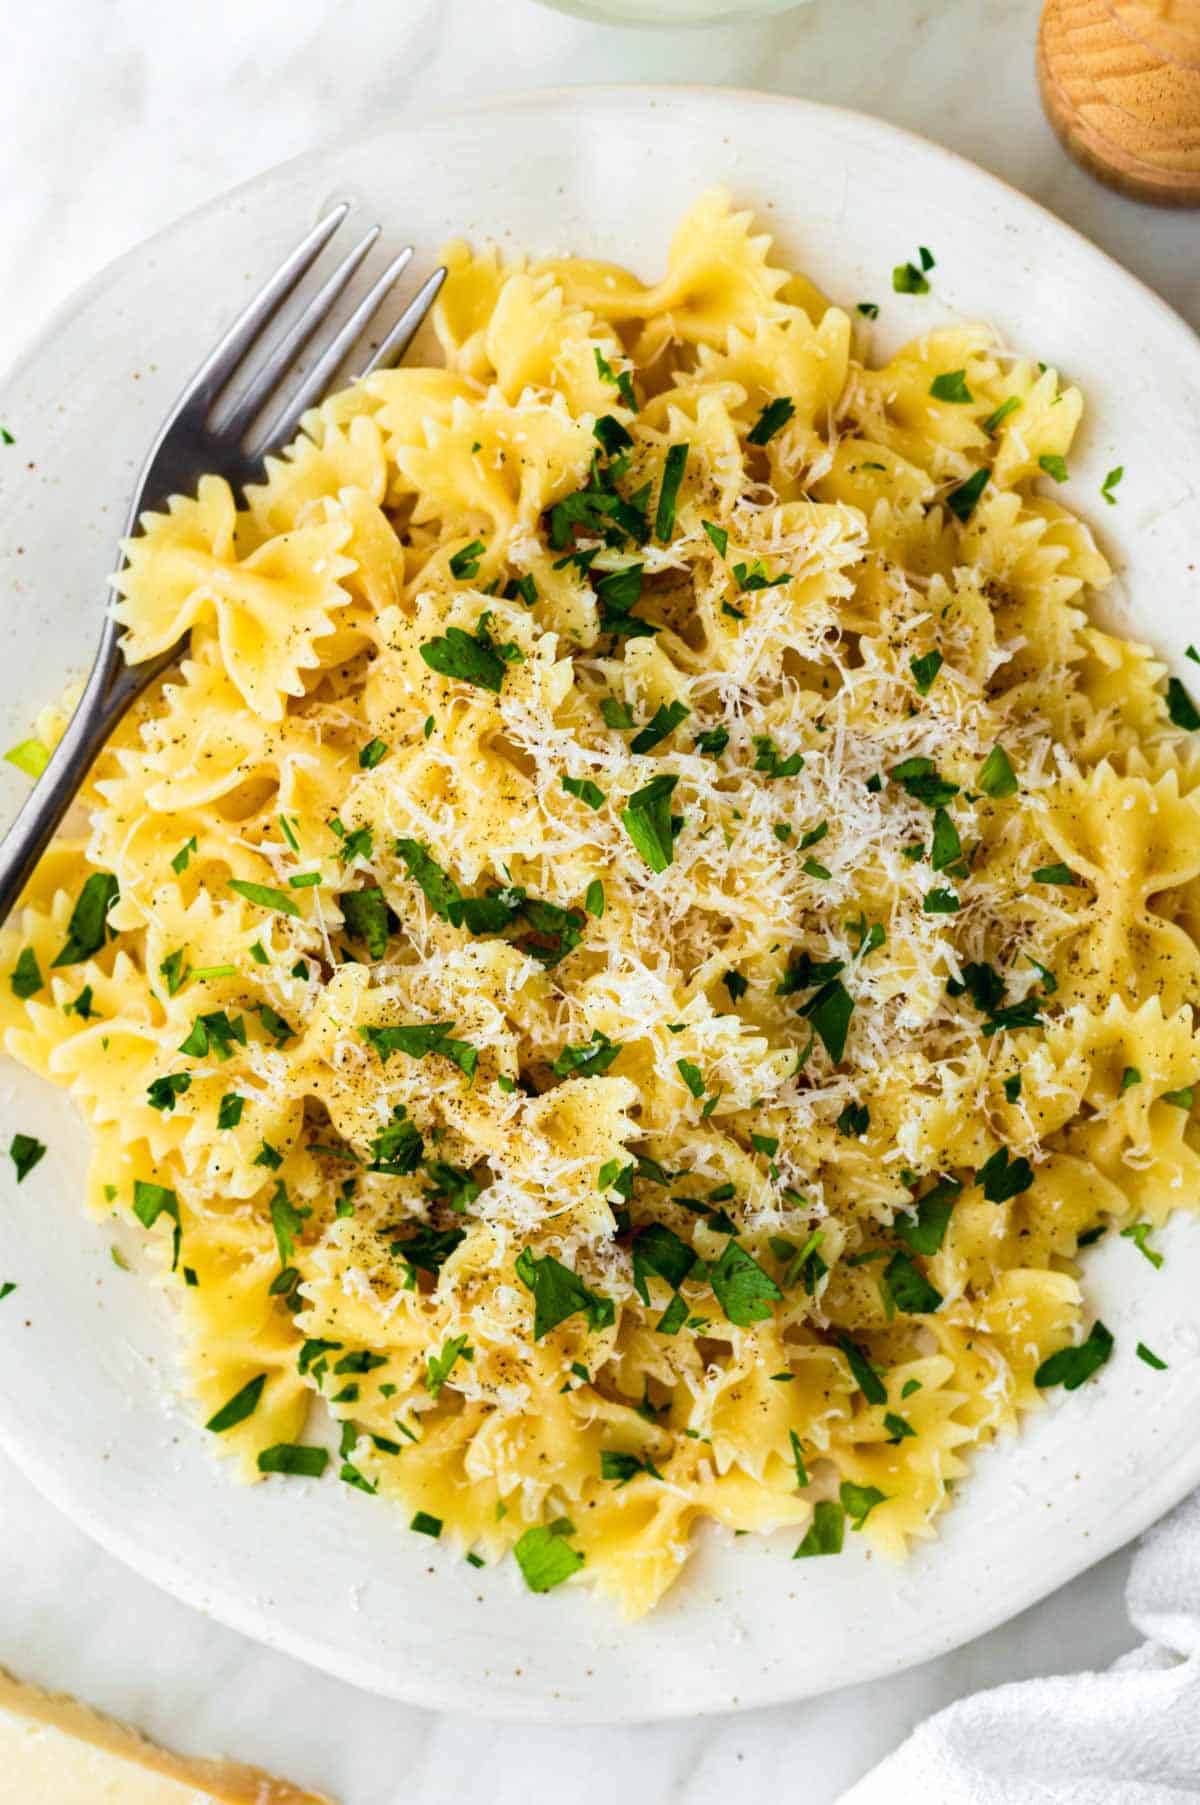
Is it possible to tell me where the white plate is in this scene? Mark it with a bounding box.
[1,88,1199,1724]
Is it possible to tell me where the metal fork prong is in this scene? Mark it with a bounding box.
[358,266,448,376]
[216,225,383,442]
[247,245,415,460]
[183,203,351,416]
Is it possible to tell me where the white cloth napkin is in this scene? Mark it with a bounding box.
[840,1490,1200,1803]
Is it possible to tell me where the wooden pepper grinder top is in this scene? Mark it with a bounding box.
[1038,0,1200,205]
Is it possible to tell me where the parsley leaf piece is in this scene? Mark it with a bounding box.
[205,1373,267,1433]
[945,468,989,522]
[883,1250,943,1314]
[258,1444,328,1478]
[1137,1342,1167,1371]
[890,757,959,806]
[594,563,650,635]
[1034,1320,1114,1391]
[929,370,973,403]
[978,1147,1034,1203]
[561,775,606,810]
[584,879,605,918]
[747,397,795,446]
[910,650,943,695]
[734,558,789,593]
[857,301,880,319]
[923,887,960,914]
[1121,1222,1163,1268]
[171,837,197,875]
[426,1333,473,1399]
[983,396,1020,434]
[1166,678,1200,732]
[52,872,119,966]
[449,538,486,581]
[723,969,748,1003]
[146,1073,191,1113]
[884,1411,916,1442]
[708,1241,782,1327]
[395,838,462,920]
[228,878,301,918]
[676,1058,705,1099]
[837,1334,887,1405]
[269,1182,310,1268]
[340,887,389,960]
[702,519,728,557]
[217,1093,244,1130]
[594,413,633,457]
[132,1179,181,1270]
[836,1102,869,1138]
[1004,1074,1022,1102]
[604,1449,663,1487]
[655,1290,688,1334]
[630,1225,696,1308]
[0,1282,15,1301]
[794,1499,845,1558]
[799,978,855,1064]
[893,260,930,295]
[841,1480,888,1529]
[1101,465,1124,505]
[978,743,1018,797]
[621,773,680,873]
[789,1429,810,1487]
[631,701,689,755]
[360,1021,476,1080]
[9,1132,46,1183]
[552,1031,622,1079]
[930,807,961,872]
[1033,862,1077,886]
[601,697,635,731]
[420,625,506,693]
[754,735,805,778]
[1038,453,1069,483]
[358,737,388,770]
[655,442,689,541]
[894,1176,961,1255]
[1163,1086,1194,1109]
[514,1521,585,1592]
[10,947,43,999]
[390,1223,465,1279]
[515,1247,614,1340]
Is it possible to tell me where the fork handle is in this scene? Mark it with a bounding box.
[0,648,130,928]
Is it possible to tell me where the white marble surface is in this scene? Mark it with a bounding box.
[1,2,1197,1801]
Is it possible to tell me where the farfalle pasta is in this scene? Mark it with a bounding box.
[3,193,1198,1616]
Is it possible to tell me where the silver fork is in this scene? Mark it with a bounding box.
[0,204,445,925]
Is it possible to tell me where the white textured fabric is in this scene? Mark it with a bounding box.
[841,1492,1200,1803]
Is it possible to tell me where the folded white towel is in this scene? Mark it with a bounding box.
[840,1490,1200,1803]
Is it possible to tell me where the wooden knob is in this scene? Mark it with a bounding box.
[1038,0,1200,206]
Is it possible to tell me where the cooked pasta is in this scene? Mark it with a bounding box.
[4,190,1198,1616]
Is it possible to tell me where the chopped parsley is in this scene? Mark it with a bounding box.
[1137,1342,1167,1371]
[553,1031,622,1079]
[358,738,388,769]
[10,947,43,999]
[1121,1222,1162,1269]
[655,442,689,540]
[426,1333,473,1398]
[341,887,390,960]
[9,1133,46,1183]
[978,1146,1034,1203]
[601,1450,662,1487]
[793,1499,845,1558]
[1034,1320,1114,1391]
[1166,678,1200,732]
[983,396,1020,434]
[1038,453,1069,483]
[837,1334,887,1405]
[419,622,512,693]
[132,1179,181,1270]
[910,650,943,694]
[856,302,879,320]
[513,1520,584,1591]
[448,538,486,581]
[584,879,605,917]
[515,1247,614,1340]
[893,260,931,295]
[1101,465,1123,504]
[52,871,119,966]
[702,519,728,557]
[945,468,989,522]
[747,397,795,446]
[978,743,1018,798]
[883,1250,943,1314]
[707,1240,782,1327]
[171,837,197,874]
[799,978,855,1063]
[205,1373,267,1433]
[620,773,680,873]
[561,775,606,810]
[1032,862,1077,886]
[228,879,300,918]
[894,1176,960,1255]
[754,736,804,779]
[258,1444,329,1478]
[841,1480,888,1529]
[216,1093,244,1130]
[4,738,48,777]
[630,701,689,755]
[929,370,972,403]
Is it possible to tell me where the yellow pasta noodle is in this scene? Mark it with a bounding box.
[3,191,1197,1616]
